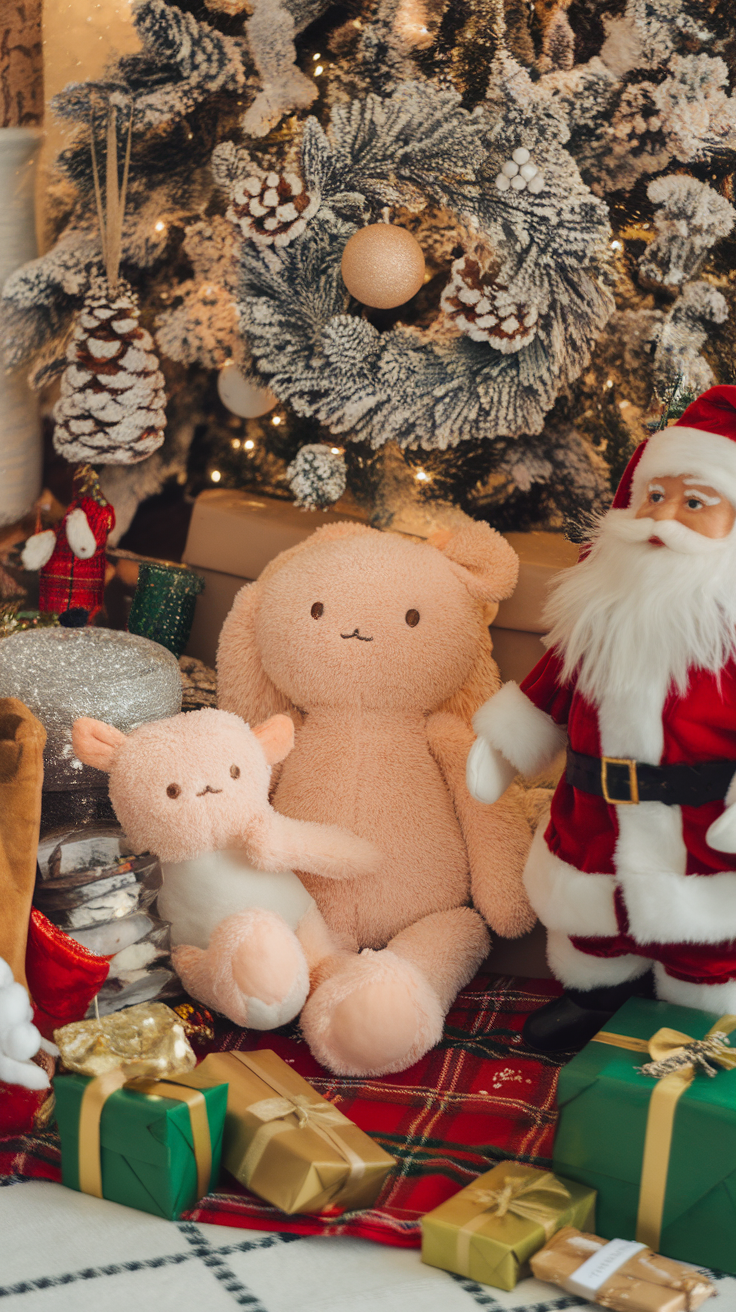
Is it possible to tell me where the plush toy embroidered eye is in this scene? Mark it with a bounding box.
[166,783,181,799]
[311,602,324,619]
[230,764,241,778]
[405,609,420,627]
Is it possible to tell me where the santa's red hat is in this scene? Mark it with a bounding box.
[613,385,736,511]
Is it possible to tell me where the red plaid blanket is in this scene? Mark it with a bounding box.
[0,972,562,1247]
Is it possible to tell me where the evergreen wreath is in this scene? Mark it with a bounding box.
[220,72,615,452]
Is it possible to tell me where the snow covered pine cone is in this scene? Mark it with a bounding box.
[441,253,539,351]
[228,170,319,249]
[287,443,347,509]
[53,278,166,465]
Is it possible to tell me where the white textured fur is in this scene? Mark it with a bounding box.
[159,849,315,948]
[523,823,618,936]
[653,964,736,1013]
[546,930,650,988]
[620,862,736,944]
[65,508,96,559]
[20,530,55,572]
[0,958,49,1091]
[472,682,566,776]
[631,428,736,512]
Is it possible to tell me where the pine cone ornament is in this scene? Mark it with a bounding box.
[441,254,539,352]
[287,444,346,509]
[53,278,166,466]
[228,170,319,249]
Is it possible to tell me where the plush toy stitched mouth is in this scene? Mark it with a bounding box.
[196,785,223,796]
[341,629,373,642]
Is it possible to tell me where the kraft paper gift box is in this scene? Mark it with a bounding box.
[54,1071,227,1220]
[420,1160,596,1291]
[169,1048,395,1215]
[553,997,736,1275]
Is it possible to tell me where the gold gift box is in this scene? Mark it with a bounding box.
[168,1049,395,1215]
[421,1161,597,1291]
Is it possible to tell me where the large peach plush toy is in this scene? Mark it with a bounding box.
[72,709,379,1030]
[217,520,536,1076]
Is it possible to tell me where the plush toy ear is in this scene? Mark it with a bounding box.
[71,717,127,772]
[251,713,295,766]
[430,521,519,604]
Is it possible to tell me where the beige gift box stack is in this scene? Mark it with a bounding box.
[182,489,577,678]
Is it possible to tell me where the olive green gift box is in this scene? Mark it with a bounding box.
[53,1073,228,1220]
[552,997,736,1276]
[420,1161,596,1291]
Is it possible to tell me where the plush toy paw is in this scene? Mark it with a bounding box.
[706,804,736,853]
[0,958,56,1091]
[300,948,445,1076]
[466,736,516,805]
[173,908,309,1030]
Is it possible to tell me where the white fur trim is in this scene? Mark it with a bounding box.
[473,682,566,776]
[65,508,97,559]
[546,930,650,989]
[619,860,736,945]
[632,429,736,511]
[523,822,619,937]
[20,530,55,572]
[653,963,736,1013]
[726,774,736,808]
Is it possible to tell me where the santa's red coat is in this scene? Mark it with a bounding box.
[38,495,115,618]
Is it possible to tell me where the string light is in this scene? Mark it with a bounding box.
[211,470,222,482]
[312,52,321,60]
[610,240,622,250]
[331,447,342,454]
[231,438,241,449]
[415,469,429,482]
[605,379,614,389]
[315,65,324,75]
[272,415,282,425]
[244,439,255,450]
[154,220,165,232]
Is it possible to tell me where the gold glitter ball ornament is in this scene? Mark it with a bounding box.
[340,224,425,309]
[54,1002,198,1078]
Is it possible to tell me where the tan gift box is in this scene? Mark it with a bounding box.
[169,1048,395,1215]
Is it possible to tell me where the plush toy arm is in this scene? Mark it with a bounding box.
[243,812,381,881]
[706,773,736,852]
[428,712,536,938]
[473,681,567,780]
[21,530,56,572]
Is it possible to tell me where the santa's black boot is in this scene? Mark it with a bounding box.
[523,977,650,1053]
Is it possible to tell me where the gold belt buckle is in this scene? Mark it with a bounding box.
[601,756,639,805]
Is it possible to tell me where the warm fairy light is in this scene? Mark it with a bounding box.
[610,240,621,250]
[415,469,429,482]
[211,470,222,482]
[244,439,255,450]
[313,52,321,60]
[272,415,282,425]
[331,447,342,454]
[315,65,324,75]
[605,379,613,389]
[155,220,165,232]
[231,438,241,449]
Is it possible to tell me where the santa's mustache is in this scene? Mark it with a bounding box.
[601,509,730,555]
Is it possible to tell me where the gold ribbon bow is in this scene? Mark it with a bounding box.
[594,1014,736,1250]
[233,1054,366,1186]
[77,1062,212,1202]
[456,1170,571,1276]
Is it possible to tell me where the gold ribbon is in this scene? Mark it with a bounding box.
[594,1013,736,1250]
[77,1063,212,1201]
[455,1170,572,1277]
[231,1053,366,1186]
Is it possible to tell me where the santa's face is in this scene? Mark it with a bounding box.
[634,474,736,540]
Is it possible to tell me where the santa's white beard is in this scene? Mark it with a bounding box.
[544,508,736,709]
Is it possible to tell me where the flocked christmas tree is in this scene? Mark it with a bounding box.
[2,0,736,539]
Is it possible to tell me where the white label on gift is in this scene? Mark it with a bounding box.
[565,1239,648,1297]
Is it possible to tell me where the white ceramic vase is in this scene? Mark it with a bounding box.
[0,127,42,527]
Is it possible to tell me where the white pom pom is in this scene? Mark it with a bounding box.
[527,173,545,194]
[510,175,527,191]
[21,529,56,572]
[520,162,538,181]
[512,147,531,165]
[495,174,511,192]
[502,160,519,178]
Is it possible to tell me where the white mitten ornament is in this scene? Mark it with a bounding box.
[21,530,55,572]
[466,736,517,805]
[0,958,56,1090]
[706,776,736,852]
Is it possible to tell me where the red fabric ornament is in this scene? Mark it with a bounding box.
[38,493,115,620]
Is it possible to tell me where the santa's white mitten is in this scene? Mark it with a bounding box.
[0,958,55,1090]
[466,736,517,805]
[21,530,55,572]
[65,508,96,559]
[706,803,736,853]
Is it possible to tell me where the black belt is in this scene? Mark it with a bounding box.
[566,747,735,807]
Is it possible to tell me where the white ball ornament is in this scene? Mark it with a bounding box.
[502,160,519,178]
[520,162,538,182]
[341,224,426,310]
[217,362,277,417]
[512,147,531,165]
[495,174,511,192]
[510,174,527,190]
[527,172,545,194]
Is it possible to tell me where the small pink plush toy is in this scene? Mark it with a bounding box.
[72,708,379,1030]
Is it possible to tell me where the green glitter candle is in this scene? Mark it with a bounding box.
[128,562,205,658]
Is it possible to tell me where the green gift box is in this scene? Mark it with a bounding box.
[54,1072,228,1220]
[420,1161,596,1290]
[553,996,736,1275]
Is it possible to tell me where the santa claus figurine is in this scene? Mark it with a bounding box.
[468,384,736,1050]
[21,465,115,624]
